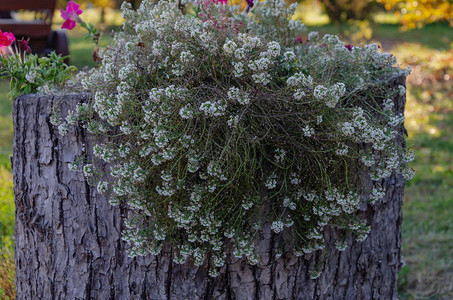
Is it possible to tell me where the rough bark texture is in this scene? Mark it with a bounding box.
[14,75,406,300]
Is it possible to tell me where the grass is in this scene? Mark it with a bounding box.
[393,45,453,298]
[1,7,452,299]
[0,165,14,299]
[0,68,14,300]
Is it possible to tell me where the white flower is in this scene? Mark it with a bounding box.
[227,115,240,128]
[303,125,314,137]
[180,51,194,64]
[97,181,109,194]
[288,19,305,31]
[233,62,244,77]
[274,148,286,163]
[249,57,271,72]
[83,164,95,177]
[199,101,227,116]
[308,31,319,41]
[388,114,405,127]
[267,41,281,58]
[403,151,415,163]
[316,115,323,124]
[265,173,278,189]
[228,87,250,105]
[234,48,246,60]
[152,40,162,56]
[58,123,69,136]
[227,87,240,101]
[293,89,305,100]
[290,173,301,185]
[335,240,347,251]
[179,105,194,119]
[313,85,328,100]
[223,40,237,54]
[252,72,270,85]
[361,155,375,167]
[242,199,254,210]
[68,162,78,171]
[383,98,394,113]
[335,143,348,156]
[369,187,385,204]
[25,70,38,83]
[404,65,412,76]
[283,51,295,61]
[341,122,355,136]
[271,221,284,233]
[402,167,415,180]
[287,72,313,88]
[283,197,296,210]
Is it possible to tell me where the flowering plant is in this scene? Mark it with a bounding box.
[60,1,100,45]
[54,0,413,277]
[0,32,75,99]
[0,30,15,49]
[60,1,83,30]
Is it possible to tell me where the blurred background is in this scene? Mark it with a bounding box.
[1,0,452,298]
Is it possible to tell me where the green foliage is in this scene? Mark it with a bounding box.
[0,51,76,100]
[80,21,101,45]
[320,0,375,25]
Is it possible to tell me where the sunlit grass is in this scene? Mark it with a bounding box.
[0,165,14,300]
[293,0,330,26]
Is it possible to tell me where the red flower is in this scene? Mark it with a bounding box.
[344,44,353,51]
[60,1,83,30]
[0,30,15,47]
[18,38,32,54]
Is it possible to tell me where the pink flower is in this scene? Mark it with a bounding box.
[60,1,83,30]
[0,30,15,47]
[344,44,353,51]
[0,30,15,56]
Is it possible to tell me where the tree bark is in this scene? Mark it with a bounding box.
[13,74,406,299]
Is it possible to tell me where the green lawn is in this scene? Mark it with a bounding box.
[1,8,452,299]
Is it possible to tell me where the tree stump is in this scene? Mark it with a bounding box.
[13,74,406,299]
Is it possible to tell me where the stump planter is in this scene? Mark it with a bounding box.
[13,74,406,299]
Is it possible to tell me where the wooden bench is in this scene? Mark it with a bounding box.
[0,0,69,60]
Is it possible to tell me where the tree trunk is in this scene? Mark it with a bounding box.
[13,74,406,299]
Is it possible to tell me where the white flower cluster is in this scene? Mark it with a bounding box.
[271,221,284,233]
[287,72,314,88]
[227,87,250,105]
[303,125,314,137]
[200,100,227,116]
[59,0,411,276]
[313,82,346,108]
